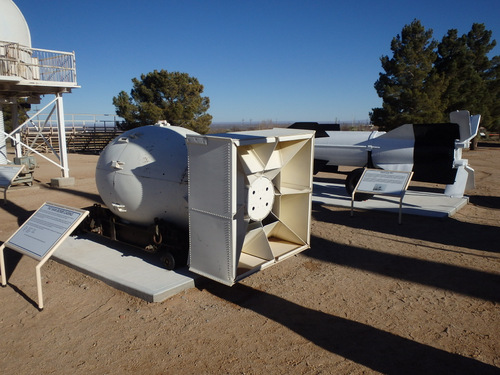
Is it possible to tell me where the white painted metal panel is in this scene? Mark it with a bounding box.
[187,129,314,285]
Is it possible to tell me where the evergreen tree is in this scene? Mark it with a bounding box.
[371,21,499,132]
[467,24,499,131]
[371,20,445,130]
[485,55,500,131]
[435,29,471,113]
[436,23,497,129]
[1,99,29,132]
[113,70,212,134]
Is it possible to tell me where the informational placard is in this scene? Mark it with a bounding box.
[0,165,24,204]
[351,169,413,224]
[1,202,89,310]
[7,202,88,260]
[0,164,24,186]
[356,169,413,196]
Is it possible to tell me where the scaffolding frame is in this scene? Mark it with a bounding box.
[0,41,78,178]
[2,95,70,176]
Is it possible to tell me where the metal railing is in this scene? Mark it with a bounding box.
[27,113,123,132]
[0,41,77,84]
[19,113,123,154]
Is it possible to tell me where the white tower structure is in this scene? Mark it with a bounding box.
[0,0,79,183]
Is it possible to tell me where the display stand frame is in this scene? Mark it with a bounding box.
[0,165,24,204]
[0,202,88,310]
[351,169,413,224]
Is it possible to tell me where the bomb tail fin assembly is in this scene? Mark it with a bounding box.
[291,110,480,199]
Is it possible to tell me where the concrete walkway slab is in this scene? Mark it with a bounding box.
[54,233,198,302]
[313,182,468,218]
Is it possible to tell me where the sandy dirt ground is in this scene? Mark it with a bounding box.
[0,144,499,374]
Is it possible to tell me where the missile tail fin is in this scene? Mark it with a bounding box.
[444,163,475,198]
[449,110,481,143]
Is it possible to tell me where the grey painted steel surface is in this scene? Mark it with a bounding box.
[187,128,314,286]
[313,181,468,218]
[54,233,198,303]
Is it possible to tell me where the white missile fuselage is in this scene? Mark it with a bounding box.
[314,129,415,172]
[305,111,481,198]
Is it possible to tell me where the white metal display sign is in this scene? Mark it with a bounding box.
[0,164,24,204]
[356,169,413,196]
[0,202,88,310]
[351,169,413,224]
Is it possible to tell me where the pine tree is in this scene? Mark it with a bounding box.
[371,21,499,132]
[466,24,498,131]
[435,29,470,113]
[113,70,212,133]
[436,23,497,129]
[371,20,445,130]
[485,55,500,132]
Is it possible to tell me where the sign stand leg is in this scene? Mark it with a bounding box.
[399,197,403,225]
[1,242,45,309]
[35,263,44,310]
[34,255,52,310]
[0,244,6,286]
[0,202,88,310]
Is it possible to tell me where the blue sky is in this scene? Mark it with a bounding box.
[15,0,500,124]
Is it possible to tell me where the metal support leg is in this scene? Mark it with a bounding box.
[0,244,6,286]
[56,93,69,178]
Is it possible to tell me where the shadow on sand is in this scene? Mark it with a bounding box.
[311,202,499,253]
[205,282,499,374]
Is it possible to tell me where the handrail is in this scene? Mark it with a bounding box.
[0,41,77,85]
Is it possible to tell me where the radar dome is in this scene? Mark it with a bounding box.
[0,0,31,47]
